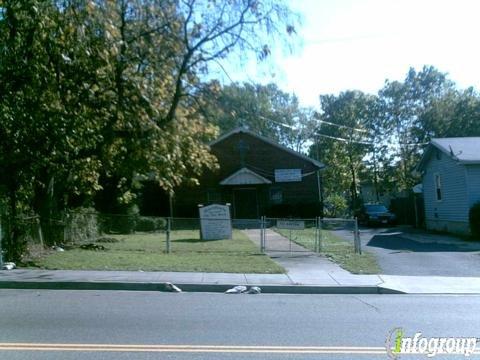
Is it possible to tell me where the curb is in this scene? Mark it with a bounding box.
[0,281,404,294]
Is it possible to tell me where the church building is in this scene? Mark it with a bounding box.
[171,128,325,219]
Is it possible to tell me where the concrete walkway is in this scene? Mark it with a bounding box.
[243,229,355,286]
[0,268,367,287]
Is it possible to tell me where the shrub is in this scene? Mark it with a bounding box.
[98,206,139,234]
[469,202,480,239]
[324,194,348,218]
[135,217,167,232]
[64,208,99,243]
[100,215,137,234]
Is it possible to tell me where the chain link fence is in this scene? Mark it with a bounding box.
[6,210,361,257]
[10,213,261,256]
[261,218,319,253]
[2,211,166,253]
[260,217,361,255]
[319,218,362,255]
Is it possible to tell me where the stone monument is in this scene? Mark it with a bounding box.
[199,204,232,240]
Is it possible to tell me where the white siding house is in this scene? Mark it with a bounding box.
[416,137,480,235]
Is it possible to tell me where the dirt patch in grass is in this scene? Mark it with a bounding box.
[96,237,121,243]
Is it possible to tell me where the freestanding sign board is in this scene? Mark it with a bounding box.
[199,204,232,240]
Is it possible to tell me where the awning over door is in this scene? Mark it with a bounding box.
[220,167,272,185]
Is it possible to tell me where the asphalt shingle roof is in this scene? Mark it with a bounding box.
[431,137,480,163]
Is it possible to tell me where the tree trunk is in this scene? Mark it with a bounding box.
[5,185,22,262]
[32,176,63,246]
[348,152,358,207]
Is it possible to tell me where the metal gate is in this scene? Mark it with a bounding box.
[318,217,361,255]
[259,217,362,255]
[260,217,320,253]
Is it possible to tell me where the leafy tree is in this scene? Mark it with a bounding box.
[0,0,299,260]
[364,97,388,202]
[378,66,455,191]
[419,87,480,139]
[290,107,318,153]
[313,91,376,208]
[199,81,314,150]
[87,0,220,213]
[312,65,478,212]
[0,0,96,257]
[163,0,299,126]
[323,194,348,218]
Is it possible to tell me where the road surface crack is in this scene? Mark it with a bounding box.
[352,296,380,313]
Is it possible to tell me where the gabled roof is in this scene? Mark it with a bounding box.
[210,127,325,169]
[220,167,272,185]
[417,137,480,172]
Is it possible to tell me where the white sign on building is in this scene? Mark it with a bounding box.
[274,169,302,183]
[199,204,232,240]
[276,220,305,230]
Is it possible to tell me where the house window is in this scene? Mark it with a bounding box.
[270,188,283,205]
[434,174,442,201]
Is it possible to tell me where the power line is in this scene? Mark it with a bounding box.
[315,132,373,146]
[317,119,368,133]
[258,115,297,130]
[315,132,428,147]
[246,113,427,147]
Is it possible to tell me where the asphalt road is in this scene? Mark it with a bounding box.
[334,226,480,276]
[1,290,480,359]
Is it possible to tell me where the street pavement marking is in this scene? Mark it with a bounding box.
[1,343,478,355]
[0,343,387,354]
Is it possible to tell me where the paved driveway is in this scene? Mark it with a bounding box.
[334,226,480,276]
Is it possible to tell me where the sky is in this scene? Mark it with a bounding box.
[217,0,480,108]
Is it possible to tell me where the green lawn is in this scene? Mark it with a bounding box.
[276,228,380,274]
[31,230,284,274]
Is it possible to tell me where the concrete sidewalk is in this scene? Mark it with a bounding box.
[2,269,480,294]
[2,228,480,294]
[244,228,364,286]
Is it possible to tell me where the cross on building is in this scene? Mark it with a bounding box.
[236,139,249,166]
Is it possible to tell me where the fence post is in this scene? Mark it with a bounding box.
[37,217,44,247]
[317,217,323,253]
[260,216,265,253]
[314,217,319,253]
[166,217,171,254]
[354,217,361,254]
[265,216,268,252]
